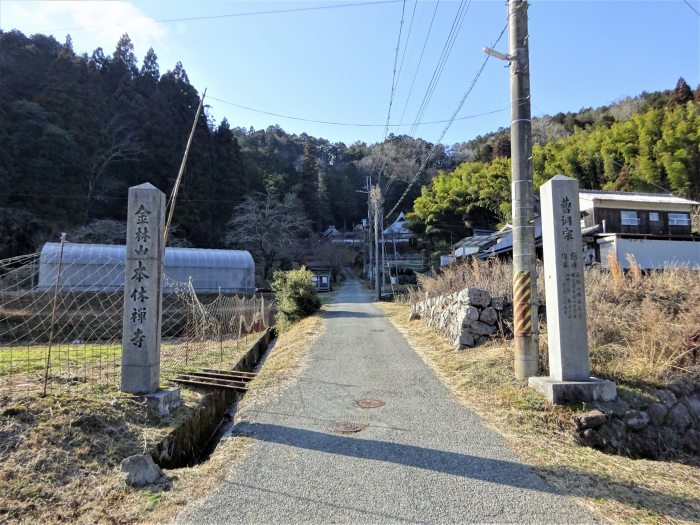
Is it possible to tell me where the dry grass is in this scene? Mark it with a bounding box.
[378,301,700,524]
[584,266,700,383]
[408,258,700,384]
[142,310,325,523]
[408,257,519,302]
[0,310,326,524]
[239,311,324,412]
[0,382,206,524]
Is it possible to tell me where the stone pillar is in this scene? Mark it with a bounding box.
[121,183,164,394]
[529,175,616,404]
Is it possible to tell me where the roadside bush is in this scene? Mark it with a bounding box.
[272,268,321,330]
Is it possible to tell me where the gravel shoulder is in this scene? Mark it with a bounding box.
[176,279,596,524]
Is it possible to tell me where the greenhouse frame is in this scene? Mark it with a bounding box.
[37,243,256,294]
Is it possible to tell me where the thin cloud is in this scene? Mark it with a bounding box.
[2,1,168,60]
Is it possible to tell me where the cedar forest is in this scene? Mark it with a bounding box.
[1,30,698,267]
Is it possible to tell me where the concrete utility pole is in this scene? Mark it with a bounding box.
[367,175,373,286]
[355,176,372,284]
[509,0,539,379]
[371,185,383,300]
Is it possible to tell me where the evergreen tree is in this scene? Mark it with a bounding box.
[300,138,321,229]
[140,47,160,80]
[317,169,331,231]
[63,34,73,53]
[493,136,511,158]
[112,33,138,79]
[669,77,694,107]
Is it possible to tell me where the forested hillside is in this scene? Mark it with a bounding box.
[1,29,697,260]
[0,30,446,259]
[410,79,700,243]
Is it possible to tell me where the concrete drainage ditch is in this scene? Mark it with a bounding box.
[153,329,275,469]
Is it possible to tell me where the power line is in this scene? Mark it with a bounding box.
[384,23,508,221]
[408,0,473,137]
[393,0,419,105]
[383,0,408,144]
[383,0,471,193]
[397,1,441,130]
[682,0,700,17]
[382,0,471,195]
[407,1,468,137]
[207,95,506,127]
[42,0,402,33]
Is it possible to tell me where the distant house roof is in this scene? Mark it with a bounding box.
[322,225,341,238]
[579,190,700,206]
[481,219,600,258]
[485,217,544,257]
[451,230,504,251]
[383,212,412,236]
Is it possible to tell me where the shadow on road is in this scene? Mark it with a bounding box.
[322,310,381,319]
[234,422,699,521]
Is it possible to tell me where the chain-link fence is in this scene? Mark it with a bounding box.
[0,250,272,398]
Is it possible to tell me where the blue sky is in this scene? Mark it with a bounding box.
[2,1,699,146]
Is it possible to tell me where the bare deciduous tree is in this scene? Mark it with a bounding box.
[226,189,310,281]
[88,117,143,207]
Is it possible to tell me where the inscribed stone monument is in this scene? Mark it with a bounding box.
[529,175,616,404]
[121,183,164,394]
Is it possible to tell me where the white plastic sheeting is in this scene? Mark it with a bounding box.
[37,243,255,293]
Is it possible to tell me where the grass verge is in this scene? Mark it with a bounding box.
[0,313,325,524]
[377,301,700,525]
[130,311,325,523]
[0,382,206,524]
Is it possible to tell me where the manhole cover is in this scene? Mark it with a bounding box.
[354,399,385,409]
[327,421,368,434]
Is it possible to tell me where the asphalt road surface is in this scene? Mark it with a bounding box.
[176,278,596,524]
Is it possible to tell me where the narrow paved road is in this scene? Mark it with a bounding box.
[177,278,595,524]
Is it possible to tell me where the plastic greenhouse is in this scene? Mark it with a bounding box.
[37,243,255,294]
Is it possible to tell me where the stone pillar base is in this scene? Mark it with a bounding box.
[529,376,617,405]
[138,387,182,415]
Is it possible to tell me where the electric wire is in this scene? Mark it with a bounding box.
[373,0,409,194]
[43,0,403,33]
[380,0,470,195]
[397,1,441,130]
[406,1,467,137]
[383,0,408,146]
[408,0,473,138]
[682,0,700,17]
[393,0,419,106]
[382,0,469,196]
[207,95,505,127]
[384,22,509,221]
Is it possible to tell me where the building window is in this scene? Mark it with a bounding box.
[621,211,639,226]
[668,213,691,226]
[649,212,659,222]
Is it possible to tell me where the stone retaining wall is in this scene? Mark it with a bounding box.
[574,379,700,460]
[411,288,511,350]
[410,286,699,460]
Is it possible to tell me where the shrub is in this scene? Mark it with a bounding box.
[272,267,321,330]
